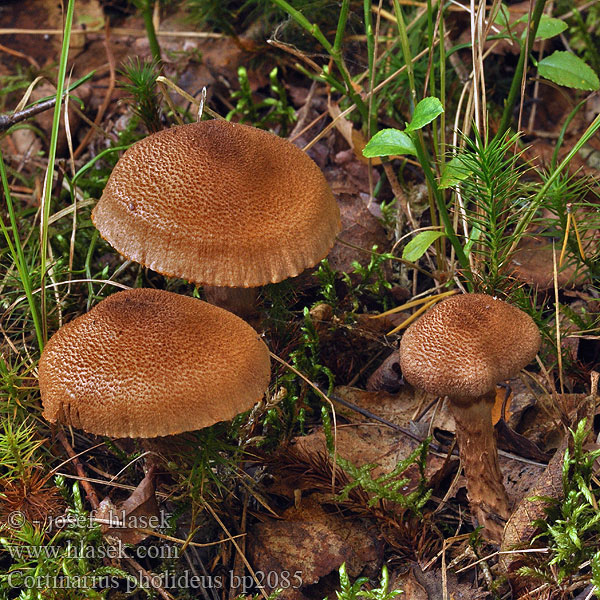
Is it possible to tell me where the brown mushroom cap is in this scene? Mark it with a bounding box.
[92,120,341,287]
[399,293,541,401]
[39,289,271,438]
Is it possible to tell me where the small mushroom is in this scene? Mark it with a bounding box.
[398,293,541,542]
[92,120,341,317]
[38,289,271,438]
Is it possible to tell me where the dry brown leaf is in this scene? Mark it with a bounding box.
[496,419,550,463]
[500,437,567,593]
[328,102,381,165]
[517,393,589,451]
[491,386,511,425]
[333,385,455,434]
[292,424,413,479]
[509,237,586,290]
[248,496,381,598]
[322,163,391,279]
[329,384,548,511]
[97,468,159,545]
[392,568,428,600]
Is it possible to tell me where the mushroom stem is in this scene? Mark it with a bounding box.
[203,286,259,319]
[448,392,510,543]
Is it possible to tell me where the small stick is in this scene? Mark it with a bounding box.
[0,97,60,132]
[568,203,586,261]
[372,289,457,319]
[203,501,269,600]
[552,242,565,394]
[0,41,39,69]
[327,385,446,453]
[55,428,100,510]
[155,76,225,120]
[73,22,116,159]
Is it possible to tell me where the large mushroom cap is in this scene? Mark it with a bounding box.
[92,120,341,287]
[399,293,541,400]
[39,289,271,438]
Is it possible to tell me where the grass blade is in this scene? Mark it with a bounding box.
[39,0,76,345]
[0,152,44,351]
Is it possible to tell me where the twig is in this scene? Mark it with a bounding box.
[55,428,100,510]
[552,242,565,394]
[0,41,39,69]
[0,97,60,133]
[202,501,269,600]
[0,27,223,38]
[326,386,446,452]
[73,22,116,159]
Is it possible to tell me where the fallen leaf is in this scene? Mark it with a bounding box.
[509,237,585,290]
[248,496,381,597]
[501,437,567,592]
[96,467,159,545]
[325,186,390,276]
[495,419,551,463]
[328,101,381,165]
[333,385,455,434]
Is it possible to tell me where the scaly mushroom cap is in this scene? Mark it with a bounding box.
[39,289,271,438]
[92,120,341,287]
[399,294,540,401]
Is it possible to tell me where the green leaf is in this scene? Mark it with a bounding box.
[402,231,445,261]
[568,526,582,549]
[493,4,511,28]
[515,14,567,39]
[405,97,444,132]
[538,51,600,91]
[362,128,417,158]
[438,155,473,189]
[530,15,567,40]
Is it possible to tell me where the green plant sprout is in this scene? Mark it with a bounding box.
[330,563,402,600]
[493,0,599,138]
[226,66,296,134]
[443,128,530,293]
[0,420,45,481]
[562,1,600,73]
[322,407,432,515]
[518,419,600,586]
[340,247,395,312]
[290,307,335,396]
[119,57,163,133]
[363,96,470,278]
[315,248,395,313]
[592,551,600,598]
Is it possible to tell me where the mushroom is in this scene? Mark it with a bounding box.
[92,120,341,317]
[398,293,541,542]
[38,288,271,438]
